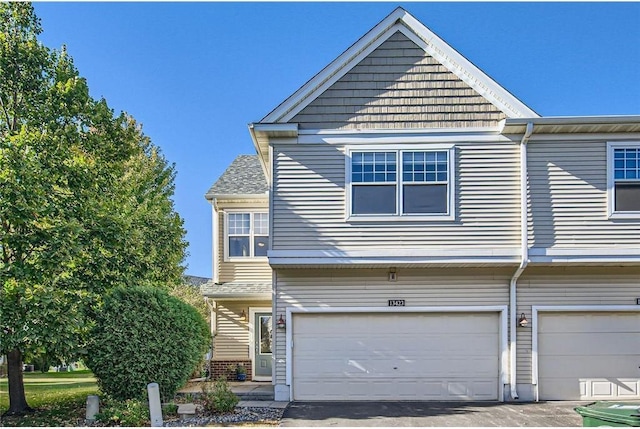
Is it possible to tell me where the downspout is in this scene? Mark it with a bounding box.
[509,121,533,400]
[204,297,217,377]
[211,198,219,284]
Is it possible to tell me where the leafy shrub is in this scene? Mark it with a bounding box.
[95,398,150,426]
[201,378,239,413]
[86,286,211,401]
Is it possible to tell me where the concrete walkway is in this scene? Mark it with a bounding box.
[177,380,287,408]
[280,401,586,427]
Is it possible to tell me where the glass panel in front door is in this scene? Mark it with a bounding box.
[259,315,272,354]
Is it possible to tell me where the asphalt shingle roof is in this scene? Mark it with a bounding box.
[206,155,268,198]
[200,281,272,298]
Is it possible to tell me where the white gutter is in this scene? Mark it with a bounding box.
[509,121,533,400]
[211,198,219,284]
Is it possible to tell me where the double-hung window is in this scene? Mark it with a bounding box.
[226,212,269,259]
[348,146,454,220]
[608,142,640,217]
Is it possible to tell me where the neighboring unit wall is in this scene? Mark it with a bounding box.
[514,266,640,400]
[528,140,640,249]
[289,31,506,130]
[272,142,521,251]
[215,199,271,283]
[272,268,512,385]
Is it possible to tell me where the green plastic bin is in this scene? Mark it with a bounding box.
[575,402,640,427]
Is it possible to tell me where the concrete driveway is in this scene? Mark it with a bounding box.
[280,401,586,427]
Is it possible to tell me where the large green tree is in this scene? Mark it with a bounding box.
[0,3,187,415]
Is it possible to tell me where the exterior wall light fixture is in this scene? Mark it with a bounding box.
[276,314,286,329]
[518,313,529,327]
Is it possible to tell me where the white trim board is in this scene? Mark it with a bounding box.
[284,305,508,402]
[530,305,640,402]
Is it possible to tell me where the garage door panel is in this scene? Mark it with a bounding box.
[292,312,500,401]
[538,312,640,401]
[540,314,639,333]
[540,332,640,354]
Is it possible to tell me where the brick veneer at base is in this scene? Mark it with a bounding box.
[210,360,252,382]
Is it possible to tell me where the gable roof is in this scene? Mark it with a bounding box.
[260,7,539,125]
[205,155,268,200]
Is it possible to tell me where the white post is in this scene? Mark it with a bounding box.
[85,395,99,423]
[147,382,163,427]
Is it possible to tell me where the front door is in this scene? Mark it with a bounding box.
[253,312,272,380]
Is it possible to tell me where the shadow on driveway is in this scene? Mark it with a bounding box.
[281,401,586,427]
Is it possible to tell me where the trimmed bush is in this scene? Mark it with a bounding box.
[201,378,239,413]
[86,286,210,401]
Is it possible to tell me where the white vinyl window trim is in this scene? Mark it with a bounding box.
[224,211,269,261]
[345,144,455,222]
[606,141,640,219]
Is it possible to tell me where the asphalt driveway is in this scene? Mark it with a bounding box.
[280,401,586,427]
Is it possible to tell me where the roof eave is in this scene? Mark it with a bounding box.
[200,293,272,301]
[501,115,640,135]
[248,123,298,178]
[204,192,269,202]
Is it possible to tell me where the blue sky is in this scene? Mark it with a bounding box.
[33,2,640,278]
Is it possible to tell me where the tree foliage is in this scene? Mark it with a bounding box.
[0,2,187,415]
[168,281,210,326]
[86,286,210,401]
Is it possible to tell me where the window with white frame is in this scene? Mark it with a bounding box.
[609,142,640,215]
[226,212,269,258]
[348,147,454,218]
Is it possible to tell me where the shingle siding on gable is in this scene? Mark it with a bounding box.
[290,31,506,130]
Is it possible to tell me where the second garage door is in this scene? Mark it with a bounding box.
[538,311,640,400]
[292,312,500,401]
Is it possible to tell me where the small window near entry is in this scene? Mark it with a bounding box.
[609,143,640,216]
[226,212,269,259]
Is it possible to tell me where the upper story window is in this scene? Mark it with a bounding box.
[608,142,640,218]
[347,146,454,220]
[226,212,269,259]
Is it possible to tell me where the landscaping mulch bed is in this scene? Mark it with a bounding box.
[163,406,284,427]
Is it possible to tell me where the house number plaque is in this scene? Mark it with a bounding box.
[388,299,405,307]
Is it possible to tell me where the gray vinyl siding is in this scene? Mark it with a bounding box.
[216,200,272,284]
[273,268,512,384]
[515,266,640,387]
[290,31,505,130]
[528,141,640,248]
[213,300,270,360]
[272,142,521,251]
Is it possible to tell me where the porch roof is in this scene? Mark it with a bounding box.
[200,281,272,300]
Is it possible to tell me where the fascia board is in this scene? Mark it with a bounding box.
[261,7,407,124]
[505,115,640,126]
[502,115,640,135]
[204,192,268,201]
[396,16,539,119]
[261,7,538,125]
[260,15,399,122]
[201,293,272,301]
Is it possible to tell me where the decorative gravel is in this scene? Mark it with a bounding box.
[164,406,285,427]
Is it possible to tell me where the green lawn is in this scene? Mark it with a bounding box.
[0,370,99,427]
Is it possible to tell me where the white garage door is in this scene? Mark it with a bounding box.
[538,312,640,400]
[292,312,500,401]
